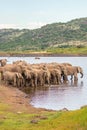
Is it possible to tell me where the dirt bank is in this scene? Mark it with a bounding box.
[0,84,49,114]
[0,53,87,57]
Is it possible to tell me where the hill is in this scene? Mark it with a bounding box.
[0,17,87,51]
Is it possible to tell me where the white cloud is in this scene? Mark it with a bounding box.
[0,24,19,29]
[27,22,47,29]
[0,22,47,29]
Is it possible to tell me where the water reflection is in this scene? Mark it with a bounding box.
[20,79,84,110]
[30,80,84,110]
[69,80,83,87]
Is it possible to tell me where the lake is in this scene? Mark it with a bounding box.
[0,56,87,110]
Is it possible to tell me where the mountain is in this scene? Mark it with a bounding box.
[0,17,87,51]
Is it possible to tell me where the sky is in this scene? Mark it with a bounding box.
[0,0,87,29]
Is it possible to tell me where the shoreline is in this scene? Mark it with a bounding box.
[0,84,54,114]
[0,53,87,57]
[0,83,87,114]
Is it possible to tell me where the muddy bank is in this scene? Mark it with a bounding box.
[0,84,52,114]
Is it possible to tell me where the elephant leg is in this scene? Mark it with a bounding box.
[13,77,16,87]
[42,78,44,86]
[19,79,22,87]
[1,72,4,80]
[74,73,78,81]
[13,74,17,87]
[57,75,62,84]
[51,74,55,84]
[22,78,25,87]
[46,77,50,85]
[47,78,50,85]
[34,78,37,87]
[18,77,23,87]
[39,77,43,86]
[71,75,73,80]
[54,77,57,85]
[19,78,23,87]
[4,79,8,86]
[63,75,68,82]
[31,79,34,87]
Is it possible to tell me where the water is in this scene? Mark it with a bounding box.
[0,56,87,110]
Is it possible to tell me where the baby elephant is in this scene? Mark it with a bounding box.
[3,71,19,87]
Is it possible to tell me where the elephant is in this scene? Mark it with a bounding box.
[32,63,46,70]
[0,64,28,82]
[0,59,7,66]
[13,60,28,66]
[3,71,18,86]
[0,60,83,88]
[17,63,49,87]
[54,69,62,84]
[47,68,57,85]
[22,65,51,87]
[0,63,26,74]
[22,68,38,87]
[47,63,68,83]
[22,68,32,87]
[57,64,69,82]
[66,66,83,81]
[0,63,32,87]
[61,63,72,67]
[46,64,62,85]
[31,68,46,87]
[43,68,50,85]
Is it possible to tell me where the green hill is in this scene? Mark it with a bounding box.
[0,17,87,52]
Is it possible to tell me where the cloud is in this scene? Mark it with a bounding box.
[0,24,19,29]
[0,22,47,29]
[27,22,46,29]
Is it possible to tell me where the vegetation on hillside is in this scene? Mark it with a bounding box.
[0,17,87,52]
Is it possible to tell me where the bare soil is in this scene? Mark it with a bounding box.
[0,83,49,114]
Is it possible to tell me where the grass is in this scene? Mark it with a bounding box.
[47,47,87,55]
[0,102,87,130]
[1,47,87,56]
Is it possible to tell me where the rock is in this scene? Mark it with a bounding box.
[3,116,7,119]
[34,115,48,120]
[35,57,40,59]
[30,119,38,124]
[39,116,48,120]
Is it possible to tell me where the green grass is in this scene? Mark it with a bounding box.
[0,102,87,130]
[47,46,87,55]
[1,46,87,56]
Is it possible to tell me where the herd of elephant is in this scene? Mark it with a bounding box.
[0,59,83,88]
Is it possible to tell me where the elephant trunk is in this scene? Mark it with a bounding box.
[80,72,83,78]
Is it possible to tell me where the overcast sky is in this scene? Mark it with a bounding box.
[0,0,87,29]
